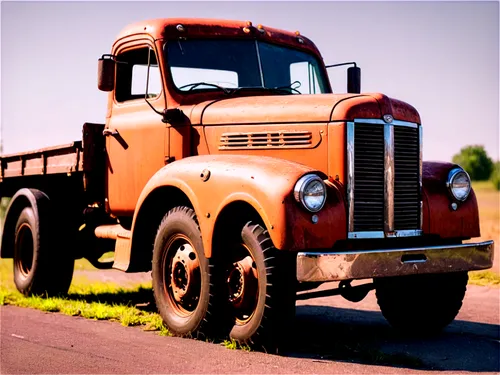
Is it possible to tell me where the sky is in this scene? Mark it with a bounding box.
[1,1,498,162]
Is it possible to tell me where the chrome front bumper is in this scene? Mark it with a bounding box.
[296,240,494,282]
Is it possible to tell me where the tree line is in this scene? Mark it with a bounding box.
[452,145,500,190]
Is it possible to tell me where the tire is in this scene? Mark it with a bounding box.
[374,272,468,335]
[13,205,74,296]
[152,206,223,338]
[225,222,296,352]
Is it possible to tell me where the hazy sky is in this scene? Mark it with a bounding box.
[1,1,498,162]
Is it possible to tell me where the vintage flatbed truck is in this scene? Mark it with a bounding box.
[0,18,494,349]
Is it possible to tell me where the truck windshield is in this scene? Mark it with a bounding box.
[166,39,330,95]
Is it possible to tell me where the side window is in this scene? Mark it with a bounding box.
[290,61,321,94]
[115,47,162,102]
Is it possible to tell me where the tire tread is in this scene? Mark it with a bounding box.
[375,272,468,335]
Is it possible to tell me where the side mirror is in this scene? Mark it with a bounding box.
[325,62,361,94]
[347,66,361,94]
[97,55,115,92]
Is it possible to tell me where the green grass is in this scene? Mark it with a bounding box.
[222,339,251,352]
[74,251,115,271]
[468,270,500,287]
[0,258,170,335]
[0,282,170,333]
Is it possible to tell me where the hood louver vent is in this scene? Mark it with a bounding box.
[219,131,313,150]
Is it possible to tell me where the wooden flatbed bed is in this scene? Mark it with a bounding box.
[0,123,105,204]
[0,142,84,182]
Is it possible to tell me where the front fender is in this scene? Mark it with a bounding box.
[422,161,480,239]
[131,155,346,258]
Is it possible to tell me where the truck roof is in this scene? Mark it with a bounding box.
[115,18,322,56]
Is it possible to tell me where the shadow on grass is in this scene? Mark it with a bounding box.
[62,287,499,372]
[67,286,157,312]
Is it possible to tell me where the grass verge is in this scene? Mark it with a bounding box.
[0,281,170,336]
[222,339,251,352]
[0,259,169,335]
[468,270,500,287]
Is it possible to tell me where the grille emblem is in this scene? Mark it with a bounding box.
[383,114,394,123]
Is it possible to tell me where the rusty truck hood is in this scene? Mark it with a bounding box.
[189,93,421,125]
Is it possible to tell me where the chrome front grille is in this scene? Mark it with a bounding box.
[353,123,384,232]
[347,119,422,239]
[394,126,421,230]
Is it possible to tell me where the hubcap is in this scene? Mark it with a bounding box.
[227,249,259,324]
[16,224,34,277]
[163,235,200,316]
[170,243,200,303]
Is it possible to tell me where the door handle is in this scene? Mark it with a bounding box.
[103,128,129,150]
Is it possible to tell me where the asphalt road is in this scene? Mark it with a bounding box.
[1,283,499,374]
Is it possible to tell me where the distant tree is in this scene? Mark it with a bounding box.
[491,162,500,191]
[452,145,494,181]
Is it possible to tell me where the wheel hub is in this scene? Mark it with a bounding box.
[16,224,34,277]
[170,243,199,303]
[227,255,258,310]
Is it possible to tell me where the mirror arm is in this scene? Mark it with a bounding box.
[325,61,361,94]
[144,47,164,120]
[144,99,183,124]
[325,62,357,69]
[144,97,165,117]
[144,47,183,124]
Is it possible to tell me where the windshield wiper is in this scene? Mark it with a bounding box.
[274,81,302,94]
[227,86,295,97]
[178,82,232,94]
[178,83,301,97]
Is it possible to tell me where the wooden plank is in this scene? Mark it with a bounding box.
[0,141,82,160]
[0,142,83,180]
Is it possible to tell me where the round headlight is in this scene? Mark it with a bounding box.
[294,174,327,212]
[447,168,471,202]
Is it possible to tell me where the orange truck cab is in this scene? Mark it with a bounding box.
[0,18,494,350]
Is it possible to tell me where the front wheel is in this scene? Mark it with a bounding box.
[152,207,224,338]
[374,272,468,335]
[224,222,296,351]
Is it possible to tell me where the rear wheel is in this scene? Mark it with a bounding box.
[375,272,468,335]
[224,222,296,351]
[13,202,74,296]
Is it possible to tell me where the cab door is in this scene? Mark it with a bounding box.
[105,43,166,216]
